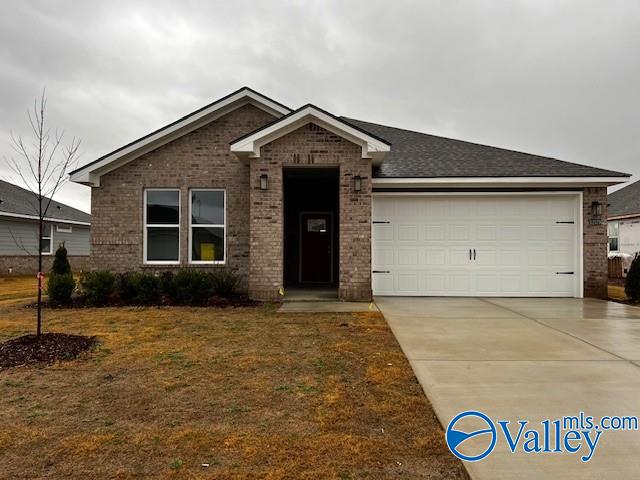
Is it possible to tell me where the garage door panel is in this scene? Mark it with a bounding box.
[372,195,579,297]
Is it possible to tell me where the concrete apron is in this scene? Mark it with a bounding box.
[375,297,640,480]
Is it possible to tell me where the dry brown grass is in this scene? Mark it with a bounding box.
[0,297,468,479]
[0,276,40,306]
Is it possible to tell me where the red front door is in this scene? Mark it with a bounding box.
[300,212,333,283]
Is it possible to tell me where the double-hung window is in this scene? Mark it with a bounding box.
[144,189,180,263]
[189,189,225,264]
[40,223,52,254]
[608,222,619,252]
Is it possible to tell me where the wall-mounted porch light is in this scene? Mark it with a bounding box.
[591,201,602,218]
[259,174,268,190]
[353,175,362,193]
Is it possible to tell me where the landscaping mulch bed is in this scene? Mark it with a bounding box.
[0,333,98,369]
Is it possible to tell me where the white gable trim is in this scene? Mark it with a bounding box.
[70,88,291,187]
[230,105,391,166]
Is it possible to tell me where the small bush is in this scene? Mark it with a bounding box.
[159,271,176,301]
[171,269,213,305]
[47,273,75,306]
[625,253,640,303]
[51,244,71,275]
[47,244,75,305]
[79,271,117,306]
[117,272,161,305]
[210,269,240,297]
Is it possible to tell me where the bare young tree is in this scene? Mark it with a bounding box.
[4,89,81,337]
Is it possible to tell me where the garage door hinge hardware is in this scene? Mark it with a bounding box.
[555,221,575,224]
[372,221,391,224]
[556,271,575,275]
[372,270,391,274]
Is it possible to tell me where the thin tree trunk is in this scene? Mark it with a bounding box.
[37,219,43,337]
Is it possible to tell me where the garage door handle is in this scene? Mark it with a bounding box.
[469,249,472,260]
[556,271,575,275]
[473,249,476,260]
[372,270,390,274]
[372,221,390,224]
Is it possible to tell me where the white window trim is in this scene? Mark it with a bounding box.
[41,223,53,255]
[188,188,226,265]
[608,221,620,252]
[56,224,73,233]
[143,188,181,265]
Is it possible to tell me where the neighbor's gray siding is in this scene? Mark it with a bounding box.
[0,218,90,256]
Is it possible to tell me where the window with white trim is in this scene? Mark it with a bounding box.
[56,225,72,233]
[144,189,180,263]
[40,223,52,254]
[608,222,619,252]
[189,189,225,263]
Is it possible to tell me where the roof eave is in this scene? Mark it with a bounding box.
[372,176,630,188]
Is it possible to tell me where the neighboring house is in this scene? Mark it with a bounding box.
[0,180,91,275]
[608,179,640,256]
[70,87,630,300]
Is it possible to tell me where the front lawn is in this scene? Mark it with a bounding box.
[0,299,467,479]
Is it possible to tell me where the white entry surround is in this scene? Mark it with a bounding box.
[372,192,583,297]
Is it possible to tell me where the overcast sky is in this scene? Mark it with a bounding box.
[1,0,639,213]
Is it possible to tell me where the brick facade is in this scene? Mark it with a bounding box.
[0,255,90,275]
[90,104,277,292]
[582,186,608,298]
[88,103,607,302]
[249,123,372,301]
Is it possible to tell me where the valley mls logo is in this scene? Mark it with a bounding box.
[446,410,639,463]
[446,411,497,462]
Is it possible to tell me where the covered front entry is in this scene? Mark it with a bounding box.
[372,193,582,297]
[283,168,339,288]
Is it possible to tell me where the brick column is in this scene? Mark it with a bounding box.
[339,160,372,301]
[248,160,284,300]
[583,187,608,298]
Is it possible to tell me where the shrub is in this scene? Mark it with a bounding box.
[47,244,75,305]
[79,270,117,306]
[47,273,75,306]
[117,272,161,305]
[625,253,640,303]
[210,269,240,297]
[171,269,213,305]
[51,243,71,275]
[159,271,176,301]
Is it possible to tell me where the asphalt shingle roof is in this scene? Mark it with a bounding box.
[0,180,90,223]
[608,179,640,218]
[342,117,629,179]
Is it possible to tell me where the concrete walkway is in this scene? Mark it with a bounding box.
[376,297,640,479]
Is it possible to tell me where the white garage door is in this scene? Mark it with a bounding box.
[372,194,581,297]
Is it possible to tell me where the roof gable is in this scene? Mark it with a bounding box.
[608,179,640,218]
[70,87,291,186]
[230,105,391,166]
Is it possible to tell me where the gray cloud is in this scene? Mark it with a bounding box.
[1,0,638,212]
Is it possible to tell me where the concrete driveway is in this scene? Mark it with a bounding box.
[376,297,640,479]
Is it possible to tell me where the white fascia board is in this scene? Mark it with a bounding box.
[230,106,391,165]
[608,213,640,221]
[0,211,90,226]
[372,176,630,188]
[70,89,291,187]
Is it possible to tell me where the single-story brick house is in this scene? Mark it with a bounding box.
[0,179,90,274]
[70,87,629,300]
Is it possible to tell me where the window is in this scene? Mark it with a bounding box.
[56,225,72,233]
[608,222,619,252]
[144,189,180,263]
[40,223,52,254]
[189,189,225,263]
